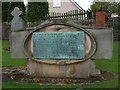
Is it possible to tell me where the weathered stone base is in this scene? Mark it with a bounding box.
[27,59,100,78]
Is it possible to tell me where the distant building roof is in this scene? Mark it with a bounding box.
[111,13,119,17]
[71,0,85,11]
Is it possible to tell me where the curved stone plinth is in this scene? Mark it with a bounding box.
[27,59,100,78]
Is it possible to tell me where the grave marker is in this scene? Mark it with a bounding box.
[11,7,24,31]
[10,7,113,78]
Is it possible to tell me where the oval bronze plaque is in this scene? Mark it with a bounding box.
[23,22,96,63]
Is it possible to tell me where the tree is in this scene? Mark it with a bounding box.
[26,2,49,22]
[118,2,120,15]
[90,1,120,15]
[8,2,25,22]
[2,2,25,22]
[2,2,10,22]
[108,2,120,15]
[90,1,109,12]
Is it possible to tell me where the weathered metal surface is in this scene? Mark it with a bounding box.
[85,28,113,59]
[33,32,85,59]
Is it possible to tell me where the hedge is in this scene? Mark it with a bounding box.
[2,1,49,22]
[2,2,25,22]
[107,21,120,41]
[26,2,49,22]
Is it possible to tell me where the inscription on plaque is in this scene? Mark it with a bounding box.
[33,32,85,59]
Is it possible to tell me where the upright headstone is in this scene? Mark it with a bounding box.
[10,7,28,58]
[11,7,24,31]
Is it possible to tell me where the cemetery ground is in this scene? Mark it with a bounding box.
[1,40,119,88]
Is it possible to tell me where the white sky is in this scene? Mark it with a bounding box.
[23,0,94,10]
[23,0,28,5]
[74,0,94,10]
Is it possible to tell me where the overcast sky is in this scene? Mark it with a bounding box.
[23,0,94,10]
[74,0,94,10]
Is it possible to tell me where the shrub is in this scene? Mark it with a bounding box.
[107,21,120,41]
[8,2,26,22]
[2,2,25,22]
[26,2,49,22]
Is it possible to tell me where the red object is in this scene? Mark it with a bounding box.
[96,11,106,27]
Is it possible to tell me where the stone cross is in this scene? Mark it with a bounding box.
[11,7,24,31]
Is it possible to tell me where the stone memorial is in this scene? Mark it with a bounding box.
[11,7,24,31]
[10,7,113,78]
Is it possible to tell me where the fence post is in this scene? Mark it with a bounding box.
[48,10,95,25]
[96,11,106,27]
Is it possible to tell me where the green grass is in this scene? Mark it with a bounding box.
[2,40,27,67]
[2,40,119,89]
[2,78,118,88]
[95,41,119,74]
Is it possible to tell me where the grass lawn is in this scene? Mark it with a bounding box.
[2,40,119,89]
[2,40,27,67]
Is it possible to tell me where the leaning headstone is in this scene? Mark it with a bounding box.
[11,7,24,31]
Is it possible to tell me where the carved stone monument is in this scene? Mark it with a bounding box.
[11,7,24,31]
[10,7,113,78]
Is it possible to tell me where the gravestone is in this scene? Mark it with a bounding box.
[10,7,113,78]
[10,7,28,57]
[11,7,24,31]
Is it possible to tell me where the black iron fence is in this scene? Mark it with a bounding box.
[1,10,96,39]
[47,10,95,25]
